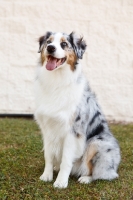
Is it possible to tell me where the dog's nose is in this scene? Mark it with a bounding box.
[47,45,56,53]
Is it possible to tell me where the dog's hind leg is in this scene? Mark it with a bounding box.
[78,143,97,184]
[92,147,120,181]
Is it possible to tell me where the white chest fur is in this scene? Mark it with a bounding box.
[34,63,84,122]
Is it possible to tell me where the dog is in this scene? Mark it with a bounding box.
[34,31,121,188]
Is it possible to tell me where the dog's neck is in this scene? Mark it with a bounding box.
[37,61,82,88]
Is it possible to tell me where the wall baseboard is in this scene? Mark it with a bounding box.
[0,114,34,118]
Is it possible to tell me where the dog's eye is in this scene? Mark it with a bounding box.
[61,42,68,49]
[47,40,51,44]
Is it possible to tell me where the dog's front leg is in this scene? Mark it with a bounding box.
[40,142,53,182]
[53,134,75,188]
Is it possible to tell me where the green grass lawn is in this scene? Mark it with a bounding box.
[0,118,133,200]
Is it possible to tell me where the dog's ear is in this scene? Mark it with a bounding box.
[38,31,52,53]
[69,32,87,59]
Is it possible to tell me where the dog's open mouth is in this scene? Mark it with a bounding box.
[46,55,66,71]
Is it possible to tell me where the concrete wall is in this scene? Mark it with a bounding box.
[0,0,133,122]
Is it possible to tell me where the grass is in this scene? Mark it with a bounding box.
[0,118,133,200]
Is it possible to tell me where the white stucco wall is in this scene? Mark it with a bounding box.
[0,0,133,122]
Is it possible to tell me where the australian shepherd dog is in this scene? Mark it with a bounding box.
[34,31,121,188]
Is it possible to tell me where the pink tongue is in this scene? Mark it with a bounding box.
[46,58,57,71]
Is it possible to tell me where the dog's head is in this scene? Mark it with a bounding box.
[38,32,87,71]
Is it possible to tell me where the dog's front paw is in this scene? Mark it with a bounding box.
[53,179,68,189]
[40,171,53,182]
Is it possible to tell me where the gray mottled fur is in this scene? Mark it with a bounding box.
[71,78,121,180]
